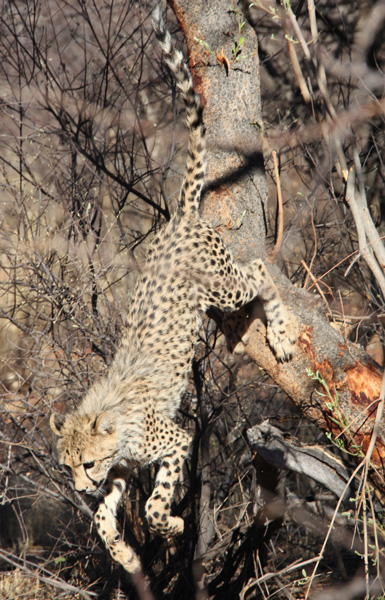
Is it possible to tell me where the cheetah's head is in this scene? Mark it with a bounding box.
[50,411,118,494]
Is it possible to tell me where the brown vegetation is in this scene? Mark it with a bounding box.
[0,0,385,598]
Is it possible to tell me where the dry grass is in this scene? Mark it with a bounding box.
[0,0,385,598]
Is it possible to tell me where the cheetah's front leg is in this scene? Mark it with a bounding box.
[145,416,191,538]
[94,475,141,573]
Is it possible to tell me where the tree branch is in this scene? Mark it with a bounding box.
[171,0,385,497]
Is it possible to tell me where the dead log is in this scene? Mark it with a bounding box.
[169,0,385,497]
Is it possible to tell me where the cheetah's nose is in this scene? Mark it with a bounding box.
[75,482,91,493]
[75,485,86,492]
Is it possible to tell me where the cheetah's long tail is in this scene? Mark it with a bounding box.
[152,7,205,215]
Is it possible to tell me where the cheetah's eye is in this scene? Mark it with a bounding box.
[83,461,95,470]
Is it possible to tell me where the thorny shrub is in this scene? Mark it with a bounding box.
[0,1,384,599]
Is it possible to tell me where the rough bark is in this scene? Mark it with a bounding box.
[169,0,385,497]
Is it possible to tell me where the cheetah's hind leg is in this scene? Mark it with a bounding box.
[222,308,251,355]
[94,475,141,574]
[222,259,297,361]
[248,260,297,361]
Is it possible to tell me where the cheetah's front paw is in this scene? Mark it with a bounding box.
[94,502,141,573]
[109,537,141,573]
[146,497,184,538]
[266,311,297,361]
[148,515,184,538]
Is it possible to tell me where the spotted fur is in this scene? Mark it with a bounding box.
[50,8,297,574]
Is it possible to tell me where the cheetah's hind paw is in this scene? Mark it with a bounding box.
[266,311,297,361]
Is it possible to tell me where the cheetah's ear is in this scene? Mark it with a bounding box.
[93,412,115,435]
[50,413,66,437]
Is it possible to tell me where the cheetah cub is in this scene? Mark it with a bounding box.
[50,8,297,574]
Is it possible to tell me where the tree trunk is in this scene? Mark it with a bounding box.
[169,0,385,497]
